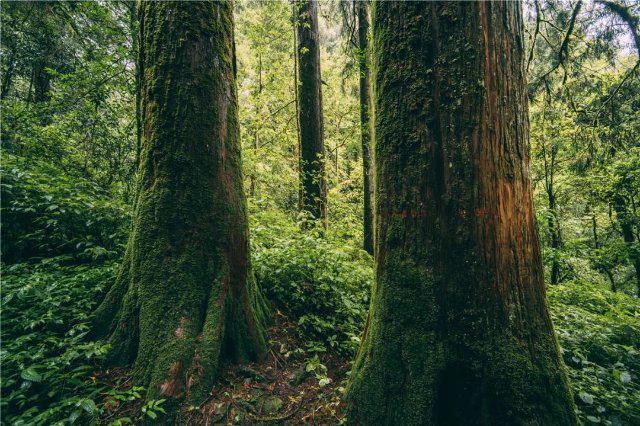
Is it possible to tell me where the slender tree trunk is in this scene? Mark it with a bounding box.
[32,2,54,104]
[540,120,562,285]
[358,1,374,255]
[292,3,303,212]
[591,214,617,292]
[130,0,142,176]
[32,60,51,103]
[1,52,15,100]
[548,183,562,284]
[346,2,576,424]
[545,144,562,285]
[614,195,640,296]
[294,0,326,226]
[250,54,262,198]
[92,0,267,410]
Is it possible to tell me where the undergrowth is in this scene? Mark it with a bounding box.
[1,258,116,424]
[1,162,638,425]
[549,280,640,424]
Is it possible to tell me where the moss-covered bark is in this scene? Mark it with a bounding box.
[294,0,327,225]
[358,1,373,255]
[92,0,267,409]
[346,2,577,424]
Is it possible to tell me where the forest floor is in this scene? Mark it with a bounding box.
[98,313,350,425]
[3,252,639,425]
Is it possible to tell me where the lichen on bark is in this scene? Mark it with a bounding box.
[91,0,267,410]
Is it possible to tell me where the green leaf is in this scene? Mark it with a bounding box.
[579,392,594,404]
[20,367,42,382]
[319,377,332,387]
[620,371,631,383]
[77,398,98,415]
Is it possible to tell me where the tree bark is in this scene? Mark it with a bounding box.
[1,51,15,100]
[346,2,576,424]
[614,195,640,296]
[541,138,562,285]
[130,0,142,175]
[32,2,54,104]
[294,0,327,225]
[92,0,267,409]
[358,1,374,255]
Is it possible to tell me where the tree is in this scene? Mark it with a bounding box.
[92,0,267,408]
[346,2,577,424]
[357,1,373,254]
[31,2,56,104]
[294,0,327,225]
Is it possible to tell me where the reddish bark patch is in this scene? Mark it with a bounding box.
[186,349,204,399]
[160,361,183,398]
[173,317,190,339]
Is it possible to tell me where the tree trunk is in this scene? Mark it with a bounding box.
[542,140,562,285]
[92,0,267,409]
[32,61,51,103]
[614,195,640,296]
[346,2,576,424]
[130,0,142,175]
[250,54,262,198]
[32,3,54,104]
[1,51,15,100]
[358,1,374,255]
[294,0,326,225]
[591,214,617,292]
[548,183,562,284]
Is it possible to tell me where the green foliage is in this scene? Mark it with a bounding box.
[251,209,372,356]
[549,280,640,424]
[140,399,167,421]
[1,154,129,263]
[1,1,137,200]
[1,0,639,423]
[1,258,117,425]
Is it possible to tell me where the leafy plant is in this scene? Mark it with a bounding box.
[252,215,372,356]
[549,280,640,424]
[1,258,117,425]
[1,154,129,263]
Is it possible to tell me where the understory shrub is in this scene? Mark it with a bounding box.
[251,210,372,356]
[1,154,129,264]
[549,280,640,424]
[1,258,117,425]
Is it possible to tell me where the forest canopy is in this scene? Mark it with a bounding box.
[1,0,639,425]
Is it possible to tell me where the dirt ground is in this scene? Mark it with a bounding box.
[99,313,351,425]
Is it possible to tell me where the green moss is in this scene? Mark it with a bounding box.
[92,0,267,411]
[346,2,576,424]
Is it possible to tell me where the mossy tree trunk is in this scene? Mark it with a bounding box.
[294,0,327,225]
[92,0,267,409]
[346,2,577,424]
[358,1,373,255]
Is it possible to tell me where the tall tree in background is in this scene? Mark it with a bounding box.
[538,99,563,285]
[357,1,373,254]
[92,0,267,408]
[31,2,56,104]
[346,2,576,424]
[294,0,327,225]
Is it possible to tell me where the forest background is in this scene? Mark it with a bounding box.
[1,0,639,424]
